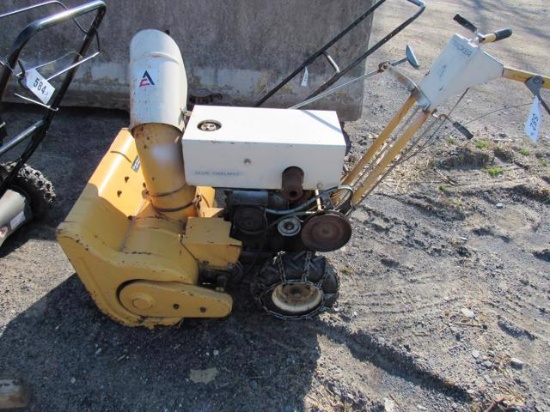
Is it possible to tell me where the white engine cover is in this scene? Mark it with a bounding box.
[182,106,346,190]
[129,29,187,131]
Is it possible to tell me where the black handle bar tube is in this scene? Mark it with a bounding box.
[304,0,425,100]
[254,0,387,107]
[453,14,477,33]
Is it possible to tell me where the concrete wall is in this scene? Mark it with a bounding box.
[1,0,373,120]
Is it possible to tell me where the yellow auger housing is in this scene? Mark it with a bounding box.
[57,30,242,328]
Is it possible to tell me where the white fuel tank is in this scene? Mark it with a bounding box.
[129,29,187,131]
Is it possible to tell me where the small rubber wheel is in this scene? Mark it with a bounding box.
[1,162,56,220]
[251,251,339,319]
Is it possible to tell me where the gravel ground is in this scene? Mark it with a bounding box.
[1,1,550,411]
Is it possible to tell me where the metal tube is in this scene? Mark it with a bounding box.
[342,95,416,187]
[0,120,45,156]
[305,0,425,100]
[255,0,386,107]
[0,1,65,20]
[502,67,550,88]
[132,123,196,221]
[290,67,381,109]
[351,109,429,206]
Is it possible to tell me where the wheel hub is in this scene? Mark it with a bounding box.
[271,283,322,314]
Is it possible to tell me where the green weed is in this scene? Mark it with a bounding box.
[476,140,489,149]
[340,266,353,275]
[487,167,504,177]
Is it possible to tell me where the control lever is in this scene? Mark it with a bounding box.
[526,76,550,115]
[453,14,512,44]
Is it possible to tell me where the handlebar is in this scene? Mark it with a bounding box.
[453,14,477,33]
[256,0,425,107]
[479,28,513,44]
[453,13,512,44]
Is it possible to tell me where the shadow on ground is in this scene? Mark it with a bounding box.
[0,275,324,411]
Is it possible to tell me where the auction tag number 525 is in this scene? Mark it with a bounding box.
[24,69,55,104]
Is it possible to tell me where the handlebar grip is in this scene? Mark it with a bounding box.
[406,0,425,7]
[452,121,474,139]
[479,28,513,43]
[453,14,477,33]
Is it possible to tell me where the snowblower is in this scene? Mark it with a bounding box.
[57,1,549,328]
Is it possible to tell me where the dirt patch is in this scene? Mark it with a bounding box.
[1,1,550,411]
[436,147,493,170]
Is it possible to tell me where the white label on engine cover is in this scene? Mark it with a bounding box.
[525,96,542,142]
[24,69,55,104]
[10,211,26,231]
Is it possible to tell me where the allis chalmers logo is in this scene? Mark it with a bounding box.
[139,70,155,87]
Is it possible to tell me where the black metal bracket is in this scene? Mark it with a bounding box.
[526,76,550,115]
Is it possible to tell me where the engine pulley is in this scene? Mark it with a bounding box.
[232,205,266,236]
[277,216,301,237]
[301,210,352,252]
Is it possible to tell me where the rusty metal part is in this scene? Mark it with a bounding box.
[301,210,352,252]
[0,379,29,409]
[271,283,322,314]
[281,166,304,201]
